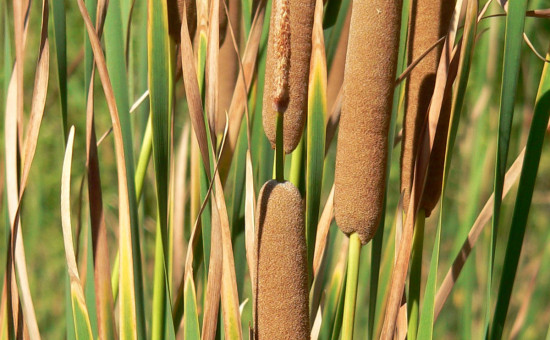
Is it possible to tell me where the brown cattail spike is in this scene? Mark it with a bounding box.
[400,0,455,212]
[255,180,309,339]
[263,0,315,153]
[271,0,291,113]
[334,0,402,245]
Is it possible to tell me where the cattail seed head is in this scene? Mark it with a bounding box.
[255,180,309,339]
[400,0,455,211]
[263,0,315,153]
[334,0,402,245]
[271,0,291,113]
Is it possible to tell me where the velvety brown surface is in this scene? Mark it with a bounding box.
[400,0,455,212]
[334,0,402,245]
[167,0,197,42]
[262,0,315,153]
[255,180,309,340]
[216,0,241,134]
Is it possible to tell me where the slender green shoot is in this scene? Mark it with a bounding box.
[341,233,361,340]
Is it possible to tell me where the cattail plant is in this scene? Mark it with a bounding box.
[334,1,402,244]
[334,0,402,338]
[400,2,455,339]
[254,180,309,339]
[4,0,550,338]
[400,0,455,213]
[263,0,316,153]
[253,0,312,338]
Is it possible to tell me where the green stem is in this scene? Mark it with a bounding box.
[275,111,285,182]
[111,118,153,301]
[342,233,362,340]
[407,208,426,340]
[289,135,304,188]
[135,116,153,202]
[152,220,167,340]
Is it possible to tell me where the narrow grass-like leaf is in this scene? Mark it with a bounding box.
[313,185,335,278]
[219,3,267,182]
[244,151,256,297]
[51,0,67,139]
[330,265,347,340]
[489,0,528,334]
[324,0,350,71]
[3,68,20,340]
[4,0,50,336]
[173,123,191,288]
[105,0,147,334]
[416,0,478,338]
[318,236,347,340]
[61,127,94,340]
[177,7,226,339]
[85,71,117,340]
[135,117,153,202]
[206,0,220,135]
[369,1,409,337]
[490,44,550,340]
[305,0,328,281]
[380,0,464,336]
[76,1,140,337]
[184,274,201,339]
[213,163,243,340]
[147,0,175,336]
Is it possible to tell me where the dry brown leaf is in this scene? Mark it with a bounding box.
[218,2,267,182]
[173,123,191,289]
[312,185,335,278]
[325,86,343,155]
[180,4,211,175]
[86,66,117,339]
[206,0,220,136]
[244,151,256,309]
[76,0,139,335]
[4,1,50,337]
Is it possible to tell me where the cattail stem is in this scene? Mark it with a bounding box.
[289,136,304,189]
[342,232,362,340]
[275,111,285,182]
[407,208,426,340]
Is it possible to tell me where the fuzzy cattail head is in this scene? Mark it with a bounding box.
[262,0,315,153]
[271,0,291,113]
[400,0,455,211]
[255,180,309,339]
[334,0,402,245]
